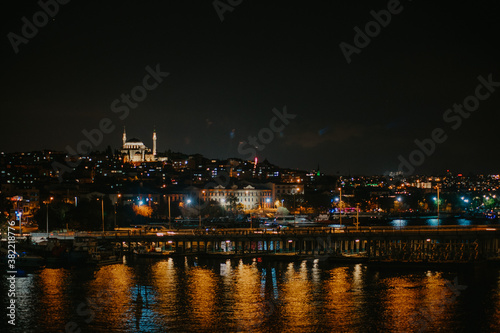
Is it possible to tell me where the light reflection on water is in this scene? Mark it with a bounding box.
[390,217,473,228]
[323,266,361,331]
[1,257,499,332]
[281,260,315,331]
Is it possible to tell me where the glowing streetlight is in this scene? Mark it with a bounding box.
[97,197,104,233]
[435,186,440,228]
[338,187,343,226]
[45,196,54,237]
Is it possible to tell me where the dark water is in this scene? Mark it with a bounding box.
[387,217,498,228]
[1,256,500,333]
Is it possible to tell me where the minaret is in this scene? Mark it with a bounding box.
[152,128,157,157]
[122,127,127,147]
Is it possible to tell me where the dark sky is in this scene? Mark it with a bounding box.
[2,1,500,175]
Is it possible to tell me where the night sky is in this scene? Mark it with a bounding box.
[2,1,500,175]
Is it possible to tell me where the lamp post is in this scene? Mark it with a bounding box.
[97,197,104,233]
[281,199,284,220]
[436,186,440,228]
[114,194,121,231]
[186,198,192,226]
[45,196,54,238]
[293,187,300,227]
[355,203,360,231]
[339,187,342,227]
[15,197,23,237]
[397,197,402,228]
[293,188,300,213]
[168,195,171,230]
[199,191,205,229]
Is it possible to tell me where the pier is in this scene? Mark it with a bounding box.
[68,225,500,263]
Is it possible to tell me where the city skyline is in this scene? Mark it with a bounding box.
[3,3,500,333]
[2,1,500,175]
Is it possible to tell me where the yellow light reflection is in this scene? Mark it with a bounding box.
[323,266,358,331]
[38,268,69,328]
[150,258,178,327]
[87,264,134,330]
[187,267,218,330]
[379,275,422,332]
[380,272,455,332]
[232,260,261,330]
[281,261,314,330]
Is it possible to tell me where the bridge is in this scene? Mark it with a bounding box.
[68,225,500,263]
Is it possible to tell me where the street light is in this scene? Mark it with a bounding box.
[355,203,360,231]
[293,188,300,214]
[435,186,440,228]
[45,196,54,237]
[114,194,121,231]
[199,191,205,229]
[167,195,172,230]
[97,197,104,233]
[14,196,23,237]
[395,197,402,228]
[338,187,342,226]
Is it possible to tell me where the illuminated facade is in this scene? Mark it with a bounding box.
[120,127,166,163]
[201,185,273,211]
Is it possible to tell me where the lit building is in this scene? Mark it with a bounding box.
[272,183,304,200]
[120,127,167,163]
[201,184,273,211]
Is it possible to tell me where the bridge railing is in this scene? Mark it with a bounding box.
[73,225,499,239]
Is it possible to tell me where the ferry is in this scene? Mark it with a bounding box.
[274,215,321,227]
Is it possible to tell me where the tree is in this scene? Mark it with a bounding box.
[236,203,244,214]
[276,206,289,216]
[201,200,225,218]
[34,201,72,231]
[63,196,115,231]
[227,195,238,215]
[133,204,153,217]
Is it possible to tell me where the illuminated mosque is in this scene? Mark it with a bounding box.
[120,127,167,162]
